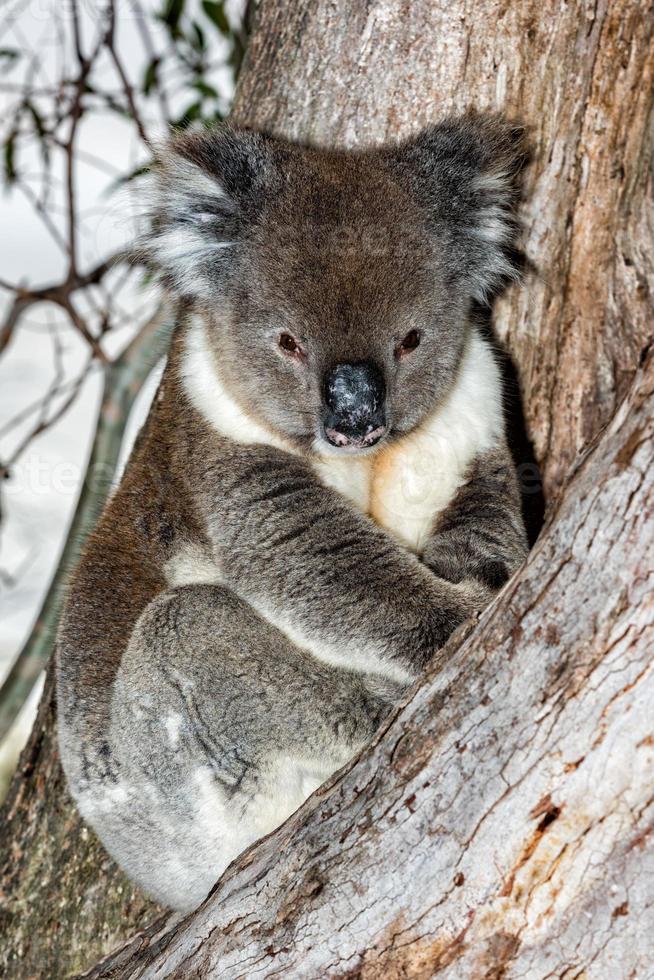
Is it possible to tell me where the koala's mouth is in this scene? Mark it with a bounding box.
[315,423,389,456]
[323,424,387,452]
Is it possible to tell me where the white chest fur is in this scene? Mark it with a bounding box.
[314,333,503,551]
[182,318,503,554]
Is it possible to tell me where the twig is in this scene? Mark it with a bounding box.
[0,254,121,356]
[105,0,153,149]
[0,358,93,479]
[129,0,172,124]
[0,367,90,440]
[61,295,108,363]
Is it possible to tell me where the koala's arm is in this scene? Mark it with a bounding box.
[422,444,528,590]
[196,444,490,681]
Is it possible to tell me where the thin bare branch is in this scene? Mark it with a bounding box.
[105,0,153,149]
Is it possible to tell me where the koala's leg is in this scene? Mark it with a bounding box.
[73,583,400,912]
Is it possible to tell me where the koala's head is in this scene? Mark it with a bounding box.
[143,115,526,455]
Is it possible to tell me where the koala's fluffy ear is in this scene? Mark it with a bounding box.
[139,126,278,299]
[389,113,529,304]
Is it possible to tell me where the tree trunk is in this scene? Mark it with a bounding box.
[0,0,651,977]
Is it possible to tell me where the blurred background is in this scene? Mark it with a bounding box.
[0,0,248,797]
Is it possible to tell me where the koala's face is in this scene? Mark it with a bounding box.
[145,118,524,454]
[211,159,471,454]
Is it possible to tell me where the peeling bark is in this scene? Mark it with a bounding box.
[0,0,652,977]
[81,350,654,978]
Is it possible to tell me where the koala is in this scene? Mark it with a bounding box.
[56,114,528,913]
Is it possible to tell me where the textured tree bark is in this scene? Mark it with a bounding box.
[0,0,651,977]
[84,347,654,979]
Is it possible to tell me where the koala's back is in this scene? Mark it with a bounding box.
[56,377,201,747]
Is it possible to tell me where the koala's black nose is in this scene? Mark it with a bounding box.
[323,361,387,450]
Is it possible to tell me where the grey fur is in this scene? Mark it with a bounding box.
[57,115,529,911]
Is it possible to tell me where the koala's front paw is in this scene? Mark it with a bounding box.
[424,543,510,594]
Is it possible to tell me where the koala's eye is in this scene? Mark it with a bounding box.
[396,330,421,358]
[278,333,305,359]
